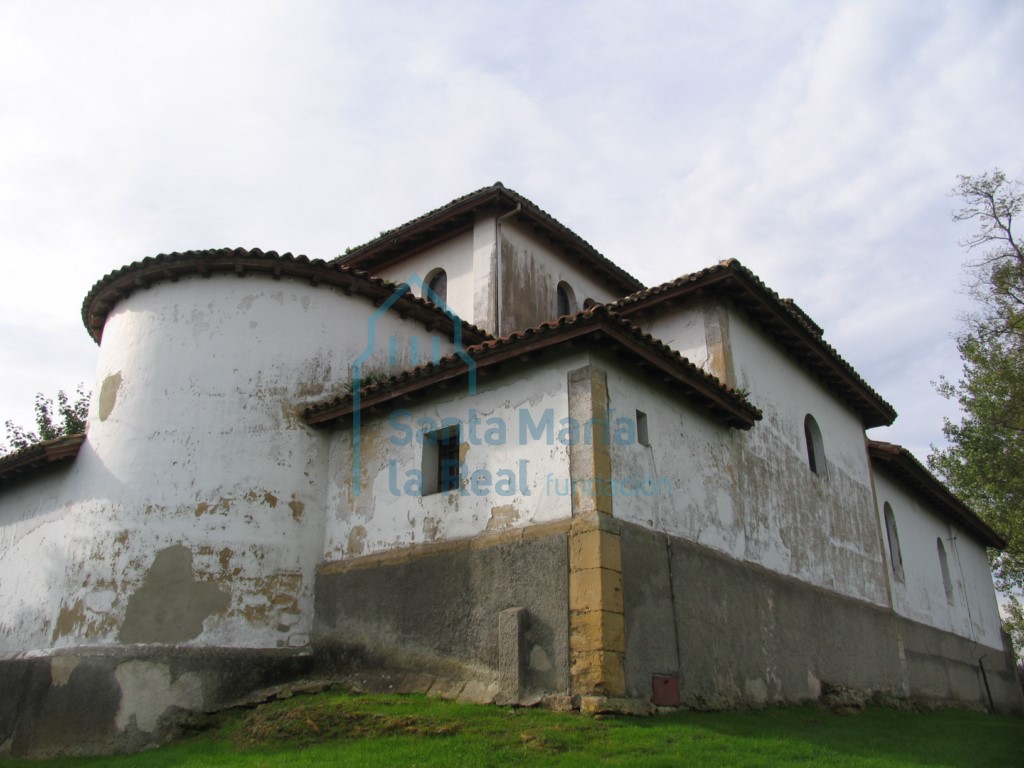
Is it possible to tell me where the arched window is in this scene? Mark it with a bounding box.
[803,414,827,477]
[424,268,447,306]
[937,538,954,604]
[883,502,904,582]
[556,281,577,317]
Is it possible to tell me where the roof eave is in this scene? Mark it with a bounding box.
[868,441,1006,549]
[80,249,491,346]
[0,433,86,486]
[305,315,759,430]
[337,185,645,295]
[616,263,896,428]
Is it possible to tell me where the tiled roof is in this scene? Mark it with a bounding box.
[0,433,85,486]
[304,304,761,430]
[80,248,491,345]
[868,440,1005,549]
[614,259,896,428]
[334,182,645,296]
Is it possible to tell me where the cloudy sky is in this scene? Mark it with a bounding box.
[1,0,1021,461]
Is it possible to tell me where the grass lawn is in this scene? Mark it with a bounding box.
[4,690,1022,767]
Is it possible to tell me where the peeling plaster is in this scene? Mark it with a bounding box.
[50,655,80,686]
[486,504,519,531]
[51,599,87,644]
[114,660,202,733]
[97,372,122,422]
[119,546,230,644]
[347,526,367,557]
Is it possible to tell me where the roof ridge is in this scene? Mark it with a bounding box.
[334,185,645,293]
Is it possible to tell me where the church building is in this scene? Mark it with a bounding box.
[0,183,1019,756]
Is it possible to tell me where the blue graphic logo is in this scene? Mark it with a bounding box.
[351,274,476,495]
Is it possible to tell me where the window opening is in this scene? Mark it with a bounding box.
[803,414,827,477]
[425,269,447,306]
[556,281,577,317]
[883,502,905,582]
[636,410,650,447]
[422,424,460,495]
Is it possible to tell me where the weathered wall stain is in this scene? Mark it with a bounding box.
[218,547,234,572]
[50,655,80,686]
[347,525,367,556]
[114,660,202,733]
[234,572,303,625]
[97,372,122,422]
[486,504,519,531]
[501,240,547,335]
[51,599,86,643]
[119,546,230,643]
[194,497,233,518]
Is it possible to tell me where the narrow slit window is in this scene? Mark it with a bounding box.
[636,410,650,447]
[804,414,827,478]
[883,502,905,583]
[422,424,460,495]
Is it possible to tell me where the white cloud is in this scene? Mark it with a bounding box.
[0,0,1021,459]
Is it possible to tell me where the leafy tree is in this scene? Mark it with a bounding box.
[1,385,91,456]
[929,170,1024,653]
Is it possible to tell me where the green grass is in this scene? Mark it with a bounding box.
[4,690,1023,767]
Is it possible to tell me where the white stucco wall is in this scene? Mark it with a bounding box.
[323,356,584,560]
[504,219,624,305]
[636,305,711,371]
[371,216,632,338]
[498,219,626,335]
[726,308,888,604]
[0,466,84,652]
[608,305,890,606]
[373,229,476,327]
[0,271,458,653]
[873,471,1003,648]
[605,361,735,542]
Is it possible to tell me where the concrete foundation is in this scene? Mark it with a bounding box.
[3,520,1019,757]
[0,646,313,758]
[618,520,1023,714]
[312,518,1021,715]
[312,523,570,701]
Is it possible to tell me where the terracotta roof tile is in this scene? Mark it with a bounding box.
[614,259,896,428]
[335,183,645,295]
[80,247,491,345]
[868,440,1005,549]
[304,304,761,430]
[0,433,86,486]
